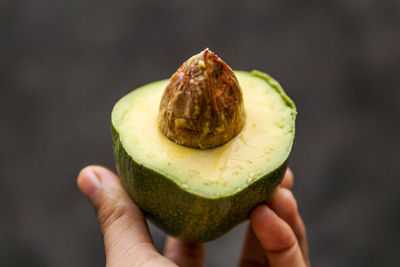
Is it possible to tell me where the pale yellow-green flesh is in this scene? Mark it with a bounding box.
[112,72,294,198]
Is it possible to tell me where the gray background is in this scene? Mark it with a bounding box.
[1,0,400,266]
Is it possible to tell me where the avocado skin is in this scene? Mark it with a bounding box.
[112,125,287,242]
[111,70,295,242]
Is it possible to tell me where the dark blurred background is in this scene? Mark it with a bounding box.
[1,0,399,266]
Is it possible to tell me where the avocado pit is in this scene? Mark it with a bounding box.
[158,49,246,149]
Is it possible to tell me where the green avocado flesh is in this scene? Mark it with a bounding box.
[111,70,296,242]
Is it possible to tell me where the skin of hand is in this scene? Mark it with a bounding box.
[77,166,309,267]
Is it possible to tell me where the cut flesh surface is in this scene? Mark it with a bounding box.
[112,71,296,198]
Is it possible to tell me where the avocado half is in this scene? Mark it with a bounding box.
[111,70,296,242]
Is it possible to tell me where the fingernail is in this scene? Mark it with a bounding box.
[79,168,101,202]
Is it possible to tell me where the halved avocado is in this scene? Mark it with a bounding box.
[111,70,296,242]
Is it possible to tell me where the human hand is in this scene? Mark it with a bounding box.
[239,168,309,266]
[77,166,309,266]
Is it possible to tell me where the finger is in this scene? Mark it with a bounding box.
[251,205,306,267]
[239,168,295,266]
[239,224,269,267]
[77,165,175,267]
[164,236,206,267]
[269,187,309,265]
[280,168,294,189]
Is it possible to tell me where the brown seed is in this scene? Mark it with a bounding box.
[158,49,246,149]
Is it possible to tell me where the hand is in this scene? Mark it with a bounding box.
[239,168,309,267]
[77,166,309,266]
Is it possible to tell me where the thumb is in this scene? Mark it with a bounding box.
[77,166,164,266]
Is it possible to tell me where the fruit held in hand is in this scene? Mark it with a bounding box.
[111,49,296,242]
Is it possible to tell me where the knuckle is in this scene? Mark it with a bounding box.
[97,202,130,233]
[266,239,298,255]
